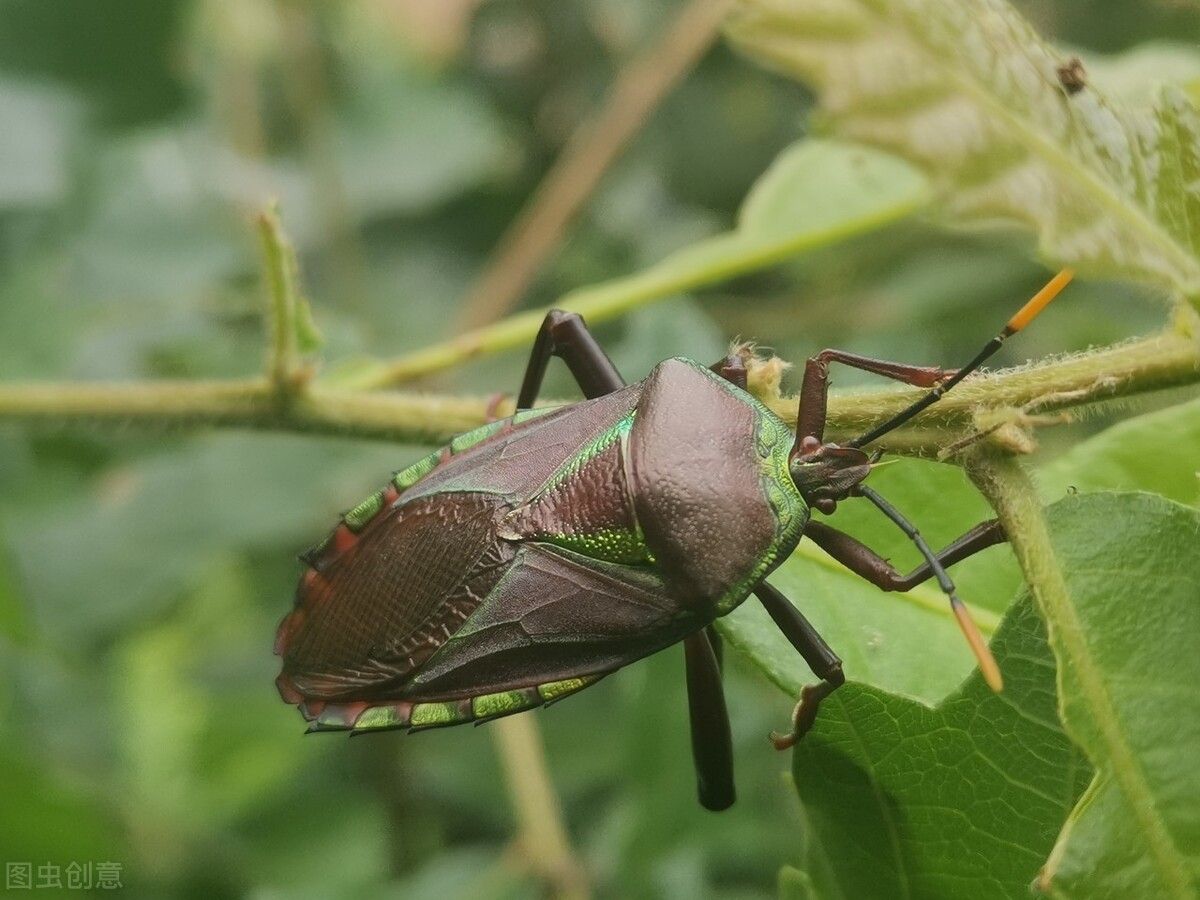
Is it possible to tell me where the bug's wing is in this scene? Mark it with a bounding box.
[275,490,514,703]
[399,542,696,701]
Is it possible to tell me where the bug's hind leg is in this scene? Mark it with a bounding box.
[753,580,845,750]
[685,628,735,811]
[517,310,625,406]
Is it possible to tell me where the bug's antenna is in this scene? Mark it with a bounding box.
[856,485,1003,692]
[848,269,1074,449]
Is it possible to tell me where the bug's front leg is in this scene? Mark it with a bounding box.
[794,349,954,444]
[765,518,1008,747]
[753,580,845,750]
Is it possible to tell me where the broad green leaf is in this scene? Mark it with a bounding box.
[739,493,1198,900]
[782,594,1089,900]
[727,0,1200,306]
[1034,494,1200,899]
[1036,395,1200,506]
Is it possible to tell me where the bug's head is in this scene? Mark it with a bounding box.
[789,436,873,515]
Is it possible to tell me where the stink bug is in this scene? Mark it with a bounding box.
[275,270,1073,810]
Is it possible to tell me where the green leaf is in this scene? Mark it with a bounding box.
[727,0,1200,306]
[1037,395,1200,506]
[784,594,1089,900]
[735,492,1198,900]
[1035,494,1200,899]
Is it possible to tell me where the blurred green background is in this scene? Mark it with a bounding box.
[0,1,1193,898]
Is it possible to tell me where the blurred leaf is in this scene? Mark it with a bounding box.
[727,0,1200,306]
[560,138,929,312]
[0,538,33,646]
[0,80,81,209]
[1083,42,1200,103]
[1036,395,1200,506]
[784,592,1089,900]
[335,73,516,218]
[0,747,119,864]
[1034,493,1200,899]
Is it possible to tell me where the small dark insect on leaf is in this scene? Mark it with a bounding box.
[1056,57,1087,96]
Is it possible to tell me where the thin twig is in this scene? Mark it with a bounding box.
[455,0,735,330]
[493,717,591,900]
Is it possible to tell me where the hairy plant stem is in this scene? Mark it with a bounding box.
[2,329,1196,455]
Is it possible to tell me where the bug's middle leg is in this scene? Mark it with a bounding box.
[685,628,735,811]
[804,518,1005,590]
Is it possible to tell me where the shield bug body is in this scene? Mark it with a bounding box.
[276,271,1072,810]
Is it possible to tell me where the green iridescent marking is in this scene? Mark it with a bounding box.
[540,527,653,566]
[512,406,559,426]
[343,490,385,532]
[409,701,460,728]
[538,676,598,702]
[393,451,440,491]
[714,410,809,615]
[450,419,506,454]
[764,479,794,532]
[353,704,408,730]
[472,689,537,720]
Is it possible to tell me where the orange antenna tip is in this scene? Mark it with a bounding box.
[952,600,1004,692]
[1007,268,1074,334]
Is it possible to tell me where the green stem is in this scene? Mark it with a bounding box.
[0,380,488,444]
[1,329,1196,452]
[493,717,591,900]
[256,203,303,396]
